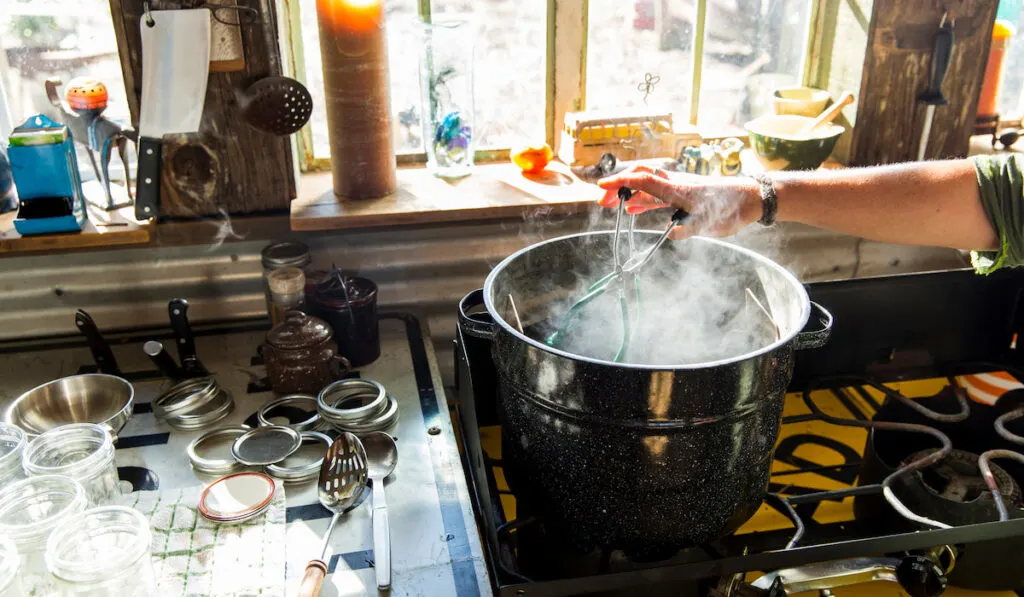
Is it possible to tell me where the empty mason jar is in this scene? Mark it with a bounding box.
[0,475,87,596]
[0,423,26,489]
[0,537,27,597]
[22,424,120,506]
[46,506,155,596]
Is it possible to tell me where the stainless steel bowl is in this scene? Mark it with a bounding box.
[6,374,134,437]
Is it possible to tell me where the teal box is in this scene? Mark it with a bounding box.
[8,115,86,235]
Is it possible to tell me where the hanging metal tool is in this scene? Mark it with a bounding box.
[916,12,954,161]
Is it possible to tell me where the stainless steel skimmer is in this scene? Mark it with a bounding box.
[298,432,368,597]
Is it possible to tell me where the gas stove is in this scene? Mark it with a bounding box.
[454,269,1024,597]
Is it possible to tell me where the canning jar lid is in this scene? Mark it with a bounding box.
[231,426,302,466]
[198,472,277,523]
[153,377,219,419]
[0,475,87,543]
[262,241,311,269]
[22,423,115,481]
[45,506,151,584]
[266,311,333,349]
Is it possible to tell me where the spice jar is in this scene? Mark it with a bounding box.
[45,506,155,597]
[261,241,312,318]
[0,537,27,597]
[315,274,381,367]
[22,423,121,506]
[260,311,351,395]
[267,266,307,326]
[0,423,26,489]
[0,475,87,595]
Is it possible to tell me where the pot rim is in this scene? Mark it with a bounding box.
[483,232,811,370]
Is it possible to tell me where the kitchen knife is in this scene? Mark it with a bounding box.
[916,14,954,161]
[135,9,211,220]
[168,298,209,377]
[75,309,121,375]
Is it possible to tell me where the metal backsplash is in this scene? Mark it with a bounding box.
[0,214,967,385]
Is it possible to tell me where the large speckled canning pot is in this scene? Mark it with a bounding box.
[478,231,832,553]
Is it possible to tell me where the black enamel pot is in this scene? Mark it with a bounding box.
[475,231,832,553]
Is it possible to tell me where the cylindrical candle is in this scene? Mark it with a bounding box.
[316,0,397,199]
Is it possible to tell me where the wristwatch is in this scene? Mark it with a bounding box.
[753,174,778,227]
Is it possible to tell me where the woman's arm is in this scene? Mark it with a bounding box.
[597,159,999,252]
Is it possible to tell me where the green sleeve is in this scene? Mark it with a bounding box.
[971,153,1024,274]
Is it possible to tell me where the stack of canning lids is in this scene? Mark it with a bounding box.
[153,377,234,430]
[317,379,398,434]
[187,424,330,484]
[198,472,278,524]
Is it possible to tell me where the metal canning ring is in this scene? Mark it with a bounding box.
[187,425,251,475]
[257,394,321,431]
[318,379,386,423]
[153,377,218,420]
[166,389,234,430]
[264,431,332,483]
[326,395,399,434]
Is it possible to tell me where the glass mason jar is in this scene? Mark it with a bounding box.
[0,537,27,597]
[0,423,26,489]
[262,241,312,319]
[0,475,87,596]
[22,424,120,506]
[45,506,155,596]
[419,20,475,178]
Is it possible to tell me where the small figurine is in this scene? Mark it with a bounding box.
[717,137,744,176]
[45,77,136,210]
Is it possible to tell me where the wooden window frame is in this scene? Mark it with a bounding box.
[283,0,829,173]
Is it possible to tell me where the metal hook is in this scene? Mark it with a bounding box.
[144,0,155,27]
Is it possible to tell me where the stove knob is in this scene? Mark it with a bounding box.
[896,555,947,597]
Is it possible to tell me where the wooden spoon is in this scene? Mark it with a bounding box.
[801,92,854,134]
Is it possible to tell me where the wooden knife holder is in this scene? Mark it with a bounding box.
[109,0,296,219]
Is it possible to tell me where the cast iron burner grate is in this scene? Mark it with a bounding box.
[456,371,1024,596]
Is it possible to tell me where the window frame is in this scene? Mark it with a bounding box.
[283,0,833,173]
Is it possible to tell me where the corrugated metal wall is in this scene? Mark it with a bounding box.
[0,214,968,384]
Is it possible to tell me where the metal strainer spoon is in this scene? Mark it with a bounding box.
[237,76,313,135]
[298,432,368,597]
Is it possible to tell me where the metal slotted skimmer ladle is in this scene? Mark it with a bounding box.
[546,187,689,363]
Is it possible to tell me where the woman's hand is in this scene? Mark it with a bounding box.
[597,165,763,240]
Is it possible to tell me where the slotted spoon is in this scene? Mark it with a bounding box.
[298,432,368,597]
[238,76,314,135]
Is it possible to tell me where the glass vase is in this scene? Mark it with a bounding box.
[419,20,475,178]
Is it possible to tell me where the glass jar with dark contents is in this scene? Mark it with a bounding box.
[314,273,380,367]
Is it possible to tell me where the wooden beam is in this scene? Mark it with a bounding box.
[547,0,588,154]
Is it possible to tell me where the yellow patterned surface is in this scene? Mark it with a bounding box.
[479,378,1014,596]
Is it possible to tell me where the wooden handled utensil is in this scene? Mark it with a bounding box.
[298,432,368,597]
[801,92,854,134]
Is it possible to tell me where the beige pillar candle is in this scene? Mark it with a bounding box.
[316,0,397,199]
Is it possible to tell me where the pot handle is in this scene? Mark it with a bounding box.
[329,354,351,379]
[794,301,833,350]
[459,289,497,340]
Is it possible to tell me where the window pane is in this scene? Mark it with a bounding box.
[699,0,811,130]
[2,1,131,180]
[997,0,1024,117]
[586,0,694,125]
[299,0,423,157]
[299,0,546,159]
[430,0,546,148]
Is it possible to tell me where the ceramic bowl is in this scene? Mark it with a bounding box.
[745,115,844,171]
[773,87,831,117]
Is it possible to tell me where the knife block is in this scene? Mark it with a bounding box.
[108,0,295,219]
[848,0,998,165]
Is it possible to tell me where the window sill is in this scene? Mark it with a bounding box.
[290,161,604,231]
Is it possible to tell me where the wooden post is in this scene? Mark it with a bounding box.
[849,0,999,165]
